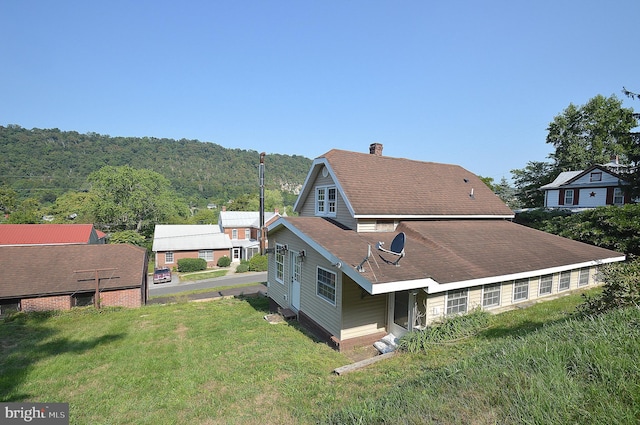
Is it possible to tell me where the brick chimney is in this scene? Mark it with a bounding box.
[369,143,383,156]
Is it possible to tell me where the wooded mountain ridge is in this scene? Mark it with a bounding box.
[0,125,312,206]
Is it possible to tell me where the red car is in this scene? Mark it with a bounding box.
[153,268,172,284]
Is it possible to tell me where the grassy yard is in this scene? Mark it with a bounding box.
[1,289,638,424]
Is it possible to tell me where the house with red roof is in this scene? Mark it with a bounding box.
[266,144,625,351]
[0,224,106,246]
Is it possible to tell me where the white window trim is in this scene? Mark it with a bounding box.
[513,278,529,302]
[232,229,238,240]
[315,185,337,217]
[316,266,337,306]
[275,243,285,284]
[564,189,574,205]
[244,228,251,239]
[482,283,501,308]
[198,250,213,261]
[539,274,553,296]
[578,268,589,287]
[165,251,174,264]
[445,288,468,315]
[559,271,571,291]
[613,188,624,205]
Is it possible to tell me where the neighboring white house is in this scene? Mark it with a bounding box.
[218,210,280,261]
[540,165,632,211]
[152,225,233,269]
[266,144,626,351]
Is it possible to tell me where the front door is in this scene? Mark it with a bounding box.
[388,290,414,337]
[290,252,302,311]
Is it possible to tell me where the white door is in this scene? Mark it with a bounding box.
[388,291,414,337]
[232,248,241,262]
[290,252,302,312]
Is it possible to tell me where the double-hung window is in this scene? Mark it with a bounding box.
[539,274,553,295]
[513,278,529,302]
[232,229,238,240]
[564,189,574,205]
[482,284,501,308]
[165,252,174,264]
[613,188,624,205]
[275,244,285,284]
[244,229,251,239]
[199,250,213,261]
[578,268,589,287]
[446,289,468,315]
[559,271,571,291]
[316,186,337,217]
[316,267,336,305]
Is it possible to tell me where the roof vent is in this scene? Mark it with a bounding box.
[369,143,383,156]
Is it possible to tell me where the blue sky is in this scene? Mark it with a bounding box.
[1,1,638,181]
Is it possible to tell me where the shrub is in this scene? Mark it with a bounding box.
[577,259,640,316]
[248,254,268,272]
[217,256,231,268]
[235,263,249,273]
[177,258,207,273]
[398,308,490,353]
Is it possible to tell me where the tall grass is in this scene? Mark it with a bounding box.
[324,306,640,424]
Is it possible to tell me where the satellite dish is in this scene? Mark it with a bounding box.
[377,232,406,266]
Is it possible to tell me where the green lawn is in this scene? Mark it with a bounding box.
[1,289,638,424]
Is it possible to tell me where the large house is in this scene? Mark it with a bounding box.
[0,244,148,316]
[0,224,107,246]
[218,209,280,261]
[540,164,632,211]
[152,225,233,269]
[266,144,625,351]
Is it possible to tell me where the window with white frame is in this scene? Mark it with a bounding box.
[316,186,337,217]
[482,283,501,308]
[564,189,574,205]
[613,188,624,205]
[199,250,213,261]
[446,289,468,315]
[275,244,284,284]
[244,229,251,239]
[513,278,529,302]
[539,274,553,295]
[578,268,589,287]
[232,229,238,239]
[590,172,602,182]
[316,267,336,304]
[559,270,571,291]
[165,251,174,263]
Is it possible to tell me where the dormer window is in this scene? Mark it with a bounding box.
[316,186,337,217]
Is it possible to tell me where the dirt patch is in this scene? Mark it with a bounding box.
[342,344,381,363]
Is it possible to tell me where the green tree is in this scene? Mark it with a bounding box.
[621,86,640,199]
[87,165,189,231]
[47,191,98,223]
[7,198,41,223]
[0,186,17,215]
[547,94,636,171]
[109,230,146,246]
[511,161,555,208]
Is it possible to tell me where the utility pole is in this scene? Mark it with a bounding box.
[74,268,116,309]
[259,152,266,255]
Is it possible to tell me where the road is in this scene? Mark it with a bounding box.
[149,271,267,297]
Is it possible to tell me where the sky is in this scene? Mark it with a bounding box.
[1,1,639,182]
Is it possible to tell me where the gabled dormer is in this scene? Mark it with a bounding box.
[294,143,514,232]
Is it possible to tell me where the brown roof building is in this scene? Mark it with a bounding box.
[266,144,625,351]
[0,244,148,315]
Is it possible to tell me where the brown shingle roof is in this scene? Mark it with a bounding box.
[320,149,514,217]
[0,244,148,299]
[279,217,623,291]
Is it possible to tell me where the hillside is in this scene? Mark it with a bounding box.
[0,125,312,205]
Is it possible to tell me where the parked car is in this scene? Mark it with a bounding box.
[153,267,172,284]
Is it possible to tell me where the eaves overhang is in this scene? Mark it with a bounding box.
[355,214,515,220]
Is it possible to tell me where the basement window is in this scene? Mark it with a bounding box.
[73,293,94,307]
